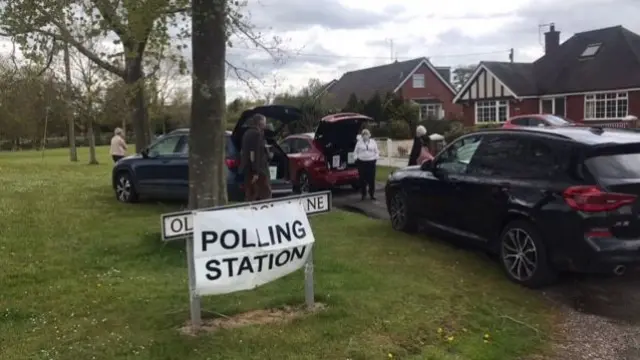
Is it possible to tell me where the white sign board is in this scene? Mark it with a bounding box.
[161,191,331,241]
[192,202,314,295]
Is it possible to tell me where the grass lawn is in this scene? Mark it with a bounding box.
[377,165,397,183]
[0,146,556,360]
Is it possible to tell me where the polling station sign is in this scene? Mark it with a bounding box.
[192,201,314,296]
[161,191,331,241]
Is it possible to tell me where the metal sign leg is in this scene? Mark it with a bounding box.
[304,249,315,309]
[186,235,202,328]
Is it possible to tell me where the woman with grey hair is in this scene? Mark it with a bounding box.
[354,128,379,200]
[109,127,128,163]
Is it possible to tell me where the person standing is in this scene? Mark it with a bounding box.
[109,127,127,163]
[354,129,379,200]
[408,125,427,166]
[240,114,272,201]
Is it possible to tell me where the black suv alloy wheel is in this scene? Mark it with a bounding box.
[115,172,137,203]
[499,220,556,288]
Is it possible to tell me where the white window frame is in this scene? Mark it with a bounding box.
[580,43,601,57]
[419,103,442,120]
[583,91,628,121]
[412,74,425,88]
[474,100,509,124]
[538,97,566,117]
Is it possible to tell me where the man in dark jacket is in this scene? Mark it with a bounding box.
[240,114,271,201]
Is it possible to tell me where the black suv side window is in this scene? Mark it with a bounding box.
[469,135,567,179]
[435,135,483,174]
[521,139,567,179]
[468,135,525,176]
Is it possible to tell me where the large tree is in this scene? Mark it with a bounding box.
[188,0,227,209]
[452,64,476,91]
[0,0,191,151]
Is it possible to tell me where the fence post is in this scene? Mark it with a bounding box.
[386,138,392,167]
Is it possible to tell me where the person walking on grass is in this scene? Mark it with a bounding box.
[240,114,272,201]
[110,127,127,163]
[354,129,379,201]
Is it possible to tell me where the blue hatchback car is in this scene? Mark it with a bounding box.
[111,105,299,203]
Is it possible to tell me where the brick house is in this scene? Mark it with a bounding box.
[325,57,462,120]
[452,25,640,127]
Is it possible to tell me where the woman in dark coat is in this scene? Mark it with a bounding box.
[408,125,427,166]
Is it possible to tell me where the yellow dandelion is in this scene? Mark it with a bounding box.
[484,333,490,339]
[462,328,467,332]
[388,353,393,358]
[447,336,454,342]
[484,339,489,344]
[437,327,443,334]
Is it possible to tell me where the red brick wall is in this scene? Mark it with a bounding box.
[398,63,462,119]
[459,90,640,127]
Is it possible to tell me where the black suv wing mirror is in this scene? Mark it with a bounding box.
[141,148,149,158]
[420,159,433,171]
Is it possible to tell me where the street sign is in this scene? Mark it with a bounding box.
[160,191,332,329]
[161,191,331,241]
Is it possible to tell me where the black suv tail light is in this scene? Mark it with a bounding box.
[563,185,636,212]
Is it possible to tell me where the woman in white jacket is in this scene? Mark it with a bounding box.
[354,129,379,200]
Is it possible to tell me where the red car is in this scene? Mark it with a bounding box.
[279,113,371,192]
[502,114,575,128]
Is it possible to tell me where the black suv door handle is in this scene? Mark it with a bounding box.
[494,182,510,193]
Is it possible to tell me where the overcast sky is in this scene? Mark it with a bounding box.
[1,0,638,101]
[223,0,639,100]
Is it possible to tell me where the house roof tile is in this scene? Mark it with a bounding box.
[326,58,454,108]
[457,25,640,100]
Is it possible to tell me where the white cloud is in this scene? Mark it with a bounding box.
[2,0,639,102]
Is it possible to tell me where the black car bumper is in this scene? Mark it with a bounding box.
[557,237,640,274]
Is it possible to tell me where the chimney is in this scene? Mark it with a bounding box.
[544,23,560,54]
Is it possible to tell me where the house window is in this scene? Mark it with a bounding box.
[412,74,425,88]
[475,100,509,123]
[584,92,628,120]
[419,103,442,120]
[580,43,601,58]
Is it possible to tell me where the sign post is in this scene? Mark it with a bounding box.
[161,191,332,329]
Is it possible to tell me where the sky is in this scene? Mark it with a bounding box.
[0,0,638,102]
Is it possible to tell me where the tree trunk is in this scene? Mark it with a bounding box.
[64,43,78,162]
[188,0,228,209]
[87,115,98,165]
[124,57,150,153]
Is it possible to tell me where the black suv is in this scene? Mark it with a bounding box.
[385,126,640,288]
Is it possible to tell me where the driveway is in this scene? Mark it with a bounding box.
[332,187,640,360]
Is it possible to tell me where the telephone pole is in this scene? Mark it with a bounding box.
[509,48,514,62]
[385,38,394,61]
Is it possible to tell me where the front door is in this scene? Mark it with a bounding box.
[540,97,566,117]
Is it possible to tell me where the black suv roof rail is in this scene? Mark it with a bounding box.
[471,127,573,140]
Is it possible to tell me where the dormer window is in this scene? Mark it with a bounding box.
[580,43,601,58]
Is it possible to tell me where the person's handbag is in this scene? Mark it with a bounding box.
[417,146,433,164]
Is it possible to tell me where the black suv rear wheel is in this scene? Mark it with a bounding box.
[499,220,556,288]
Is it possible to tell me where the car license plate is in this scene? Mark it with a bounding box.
[269,166,277,180]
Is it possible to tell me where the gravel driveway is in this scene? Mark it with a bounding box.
[539,271,640,360]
